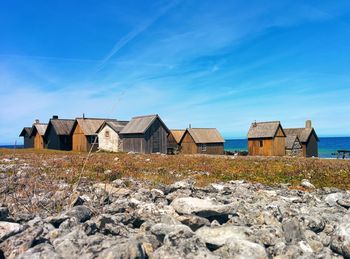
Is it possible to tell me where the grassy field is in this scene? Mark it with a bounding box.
[1,148,350,190]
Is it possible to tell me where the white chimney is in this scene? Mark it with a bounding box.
[34,119,39,124]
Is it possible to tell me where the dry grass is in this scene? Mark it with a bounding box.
[1,148,350,190]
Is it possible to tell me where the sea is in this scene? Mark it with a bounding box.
[225,137,350,158]
[1,137,349,158]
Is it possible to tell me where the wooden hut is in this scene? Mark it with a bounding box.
[284,120,319,157]
[168,130,185,154]
[179,128,225,155]
[71,118,116,152]
[96,120,129,152]
[247,121,286,156]
[19,127,34,148]
[119,114,170,154]
[29,120,48,150]
[285,135,302,156]
[44,116,75,150]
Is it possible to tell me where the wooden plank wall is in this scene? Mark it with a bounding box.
[180,132,197,154]
[72,123,88,152]
[196,143,224,155]
[305,133,318,157]
[34,133,44,149]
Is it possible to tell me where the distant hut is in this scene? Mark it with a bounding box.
[168,130,185,153]
[44,116,75,151]
[179,128,225,155]
[96,120,129,152]
[71,117,116,152]
[19,127,34,148]
[119,114,170,154]
[247,121,286,156]
[284,120,319,157]
[285,135,302,156]
[29,120,48,149]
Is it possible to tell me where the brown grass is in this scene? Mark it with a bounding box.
[1,148,350,190]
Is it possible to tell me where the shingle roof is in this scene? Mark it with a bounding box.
[30,123,47,136]
[284,128,318,143]
[184,128,225,144]
[96,120,129,134]
[50,119,75,135]
[75,118,117,136]
[247,121,284,139]
[285,135,300,149]
[170,130,186,144]
[120,114,169,134]
[19,127,32,137]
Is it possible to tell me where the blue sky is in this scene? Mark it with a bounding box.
[1,0,350,144]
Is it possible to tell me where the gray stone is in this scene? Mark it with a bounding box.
[330,214,350,258]
[282,218,304,244]
[214,239,268,259]
[325,193,344,206]
[195,225,252,248]
[177,214,210,231]
[150,223,192,243]
[97,240,146,259]
[337,198,350,209]
[301,179,315,189]
[17,243,63,259]
[64,205,93,223]
[171,197,235,218]
[0,221,24,242]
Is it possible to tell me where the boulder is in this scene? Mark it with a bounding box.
[325,193,344,207]
[0,221,23,242]
[177,214,210,231]
[330,214,350,258]
[300,179,315,190]
[97,239,146,259]
[64,205,93,223]
[214,239,268,259]
[282,218,304,244]
[171,197,235,219]
[17,243,63,259]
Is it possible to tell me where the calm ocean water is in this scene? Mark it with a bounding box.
[1,137,350,158]
[225,137,350,158]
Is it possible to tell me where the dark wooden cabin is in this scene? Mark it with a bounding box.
[284,120,319,157]
[19,127,34,148]
[285,135,302,156]
[247,121,286,156]
[179,128,225,155]
[168,130,185,153]
[119,114,170,154]
[29,120,48,150]
[71,118,115,152]
[44,116,75,151]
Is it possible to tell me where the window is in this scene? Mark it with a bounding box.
[259,140,263,147]
[201,144,207,152]
[105,130,110,138]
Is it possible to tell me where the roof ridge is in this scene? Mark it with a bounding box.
[132,114,158,119]
[189,128,218,130]
[76,117,117,120]
[253,121,280,124]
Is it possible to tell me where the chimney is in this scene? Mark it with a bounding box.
[305,120,312,129]
[34,119,39,124]
[83,113,85,119]
[52,115,58,120]
[189,123,192,129]
[253,120,257,127]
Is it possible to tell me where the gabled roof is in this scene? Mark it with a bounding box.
[284,128,319,143]
[19,127,32,137]
[247,121,285,139]
[74,118,117,136]
[285,135,301,149]
[47,119,75,136]
[170,130,186,144]
[181,128,225,144]
[96,120,129,134]
[30,123,48,137]
[120,114,170,134]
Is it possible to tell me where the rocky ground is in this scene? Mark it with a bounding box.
[0,153,350,258]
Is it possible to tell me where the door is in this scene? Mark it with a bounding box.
[152,129,160,153]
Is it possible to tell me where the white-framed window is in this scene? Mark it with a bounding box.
[105,130,110,138]
[201,144,207,152]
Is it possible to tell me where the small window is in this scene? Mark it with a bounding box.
[105,130,110,138]
[259,140,263,147]
[201,144,207,152]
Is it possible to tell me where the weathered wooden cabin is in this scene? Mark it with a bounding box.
[179,128,225,155]
[96,120,129,152]
[119,114,170,154]
[285,135,302,156]
[44,116,75,150]
[247,121,286,156]
[71,118,115,152]
[167,130,185,153]
[284,120,319,157]
[19,127,34,148]
[29,120,48,149]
